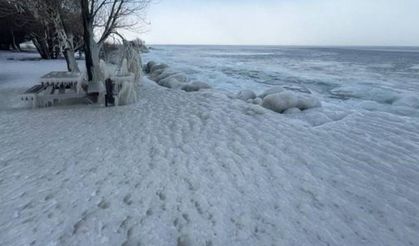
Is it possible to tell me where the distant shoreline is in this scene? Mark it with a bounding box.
[148,44,419,53]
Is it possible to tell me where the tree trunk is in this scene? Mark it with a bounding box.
[32,35,51,59]
[50,7,80,72]
[81,0,101,83]
[64,48,79,72]
[10,31,21,52]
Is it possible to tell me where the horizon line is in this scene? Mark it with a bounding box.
[146,43,419,48]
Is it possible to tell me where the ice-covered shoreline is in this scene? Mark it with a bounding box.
[143,45,419,118]
[1,51,419,245]
[145,60,326,117]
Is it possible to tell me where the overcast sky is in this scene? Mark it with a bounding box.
[136,0,419,46]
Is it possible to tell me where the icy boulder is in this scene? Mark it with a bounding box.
[150,68,173,81]
[145,61,157,73]
[146,62,210,92]
[252,97,263,105]
[262,91,321,113]
[283,107,302,114]
[181,81,211,92]
[259,86,285,98]
[149,69,166,81]
[236,90,256,101]
[150,68,189,85]
[150,63,169,74]
[159,78,185,89]
[162,73,188,83]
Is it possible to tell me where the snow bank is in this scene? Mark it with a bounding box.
[262,91,322,113]
[146,61,211,92]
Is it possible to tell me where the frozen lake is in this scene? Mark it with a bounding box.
[144,46,419,116]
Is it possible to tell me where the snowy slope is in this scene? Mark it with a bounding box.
[0,52,419,246]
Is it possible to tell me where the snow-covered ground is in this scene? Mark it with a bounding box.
[0,51,419,246]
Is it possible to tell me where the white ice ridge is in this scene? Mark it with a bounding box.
[146,61,211,92]
[147,61,323,114]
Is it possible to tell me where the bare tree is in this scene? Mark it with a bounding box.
[0,0,35,51]
[80,0,151,83]
[1,0,81,72]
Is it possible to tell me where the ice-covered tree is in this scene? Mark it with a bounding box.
[0,0,82,72]
[0,0,33,51]
[80,0,151,83]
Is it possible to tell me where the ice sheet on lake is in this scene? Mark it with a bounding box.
[143,46,419,117]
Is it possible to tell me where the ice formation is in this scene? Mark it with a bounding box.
[259,86,285,98]
[262,91,322,113]
[181,81,211,92]
[236,90,257,101]
[145,61,211,92]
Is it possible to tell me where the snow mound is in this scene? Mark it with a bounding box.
[262,91,322,113]
[252,97,263,105]
[146,61,211,92]
[162,73,188,83]
[181,81,211,92]
[236,90,256,101]
[158,77,185,89]
[283,107,302,114]
[149,68,176,82]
